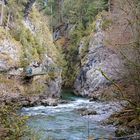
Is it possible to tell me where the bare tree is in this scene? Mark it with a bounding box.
[100,1,140,132]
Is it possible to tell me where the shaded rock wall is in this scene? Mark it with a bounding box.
[74,0,140,98]
[74,17,125,97]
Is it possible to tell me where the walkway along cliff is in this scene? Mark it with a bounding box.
[0,0,63,106]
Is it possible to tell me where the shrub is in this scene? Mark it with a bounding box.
[0,104,29,140]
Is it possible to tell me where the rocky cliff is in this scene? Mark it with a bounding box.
[74,17,124,98]
[74,0,139,99]
[0,1,63,105]
[0,0,139,104]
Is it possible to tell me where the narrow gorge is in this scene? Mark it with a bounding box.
[0,0,140,139]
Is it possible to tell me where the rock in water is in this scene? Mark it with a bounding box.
[76,108,97,116]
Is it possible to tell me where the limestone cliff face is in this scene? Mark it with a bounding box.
[0,1,63,102]
[74,0,138,98]
[0,39,21,71]
[74,18,124,97]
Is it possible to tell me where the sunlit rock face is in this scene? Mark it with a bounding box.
[74,19,124,97]
[0,29,62,102]
[0,45,62,103]
[0,40,21,72]
[0,39,62,99]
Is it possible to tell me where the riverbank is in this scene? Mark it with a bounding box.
[0,93,63,107]
[106,107,140,138]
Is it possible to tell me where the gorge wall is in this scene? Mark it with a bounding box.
[0,0,139,104]
[74,18,124,98]
[74,0,140,99]
[0,0,63,105]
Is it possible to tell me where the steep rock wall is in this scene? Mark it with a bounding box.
[74,18,125,98]
[74,0,138,98]
[0,39,21,71]
[0,1,63,104]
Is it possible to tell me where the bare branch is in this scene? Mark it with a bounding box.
[98,69,137,107]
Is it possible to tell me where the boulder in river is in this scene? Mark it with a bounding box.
[76,108,97,116]
[89,96,99,102]
[41,98,58,106]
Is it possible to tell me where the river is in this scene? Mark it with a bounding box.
[21,90,122,140]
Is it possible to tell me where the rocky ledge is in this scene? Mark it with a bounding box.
[0,93,68,107]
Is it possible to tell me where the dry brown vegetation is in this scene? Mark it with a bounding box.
[103,0,140,135]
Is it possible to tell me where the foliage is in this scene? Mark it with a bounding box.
[102,18,112,30]
[100,0,140,135]
[58,0,108,87]
[0,0,109,87]
[10,25,45,67]
[0,104,29,140]
[63,0,108,25]
[1,0,64,69]
[37,0,108,27]
[62,44,79,87]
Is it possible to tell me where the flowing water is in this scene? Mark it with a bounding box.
[21,90,121,140]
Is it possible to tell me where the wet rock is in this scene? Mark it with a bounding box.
[41,98,58,106]
[82,109,97,116]
[89,96,99,102]
[27,96,40,107]
[76,108,97,116]
[49,102,57,106]
[41,99,49,106]
[0,92,60,107]
[47,98,58,106]
[21,100,30,107]
[41,111,46,113]
[58,100,69,104]
[76,107,87,112]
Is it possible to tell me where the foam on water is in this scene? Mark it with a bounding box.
[21,97,123,140]
[21,98,122,120]
[21,98,90,116]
